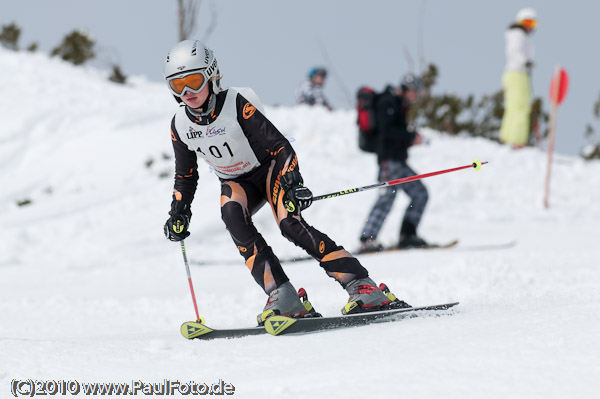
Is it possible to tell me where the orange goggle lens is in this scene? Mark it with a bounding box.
[522,19,537,29]
[168,73,206,95]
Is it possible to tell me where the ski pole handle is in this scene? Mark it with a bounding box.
[313,159,486,202]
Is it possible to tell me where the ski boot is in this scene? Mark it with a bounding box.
[342,278,411,315]
[397,235,428,249]
[378,283,412,310]
[257,281,321,326]
[358,238,384,254]
[398,220,428,249]
[297,287,322,318]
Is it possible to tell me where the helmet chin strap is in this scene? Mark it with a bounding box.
[187,92,217,117]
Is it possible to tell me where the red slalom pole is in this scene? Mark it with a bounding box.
[544,65,569,209]
[313,159,487,202]
[180,240,202,323]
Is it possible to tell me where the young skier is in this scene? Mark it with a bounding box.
[162,40,410,323]
[295,67,333,110]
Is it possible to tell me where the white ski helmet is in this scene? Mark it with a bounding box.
[516,7,536,22]
[163,40,221,99]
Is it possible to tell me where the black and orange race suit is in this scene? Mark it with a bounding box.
[170,88,368,294]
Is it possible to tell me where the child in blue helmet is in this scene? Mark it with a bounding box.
[295,67,332,110]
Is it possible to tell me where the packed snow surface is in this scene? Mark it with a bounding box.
[1,48,599,398]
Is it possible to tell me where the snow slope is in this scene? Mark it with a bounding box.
[1,48,599,398]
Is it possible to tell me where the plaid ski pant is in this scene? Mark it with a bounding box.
[360,160,428,240]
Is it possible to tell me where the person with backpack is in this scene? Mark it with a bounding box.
[295,67,333,110]
[358,74,429,253]
[162,40,411,323]
[500,8,537,147]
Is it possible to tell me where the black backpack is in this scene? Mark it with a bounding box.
[356,86,378,153]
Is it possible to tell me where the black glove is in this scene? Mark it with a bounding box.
[164,201,192,241]
[281,170,313,215]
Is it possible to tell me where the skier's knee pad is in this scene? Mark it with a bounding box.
[278,216,339,260]
[221,201,273,261]
[221,201,256,245]
[220,201,246,228]
[278,216,302,242]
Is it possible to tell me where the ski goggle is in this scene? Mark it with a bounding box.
[167,70,208,96]
[521,19,537,29]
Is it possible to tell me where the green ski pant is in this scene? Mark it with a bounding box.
[500,70,531,146]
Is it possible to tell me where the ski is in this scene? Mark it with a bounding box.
[263,302,459,336]
[190,239,516,266]
[362,239,460,254]
[455,240,517,251]
[279,239,460,262]
[181,302,458,340]
[181,322,266,340]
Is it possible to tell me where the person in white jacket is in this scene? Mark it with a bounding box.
[500,8,537,147]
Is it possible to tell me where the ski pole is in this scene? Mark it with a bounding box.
[313,159,486,202]
[179,240,202,323]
